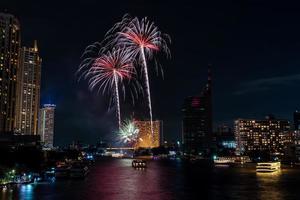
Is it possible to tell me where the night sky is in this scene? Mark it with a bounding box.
[2,1,300,146]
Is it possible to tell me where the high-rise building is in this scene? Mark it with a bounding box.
[38,104,55,148]
[215,124,236,150]
[234,116,291,157]
[134,120,162,148]
[295,130,300,162]
[294,111,300,130]
[293,111,300,161]
[0,13,21,133]
[15,41,41,135]
[182,67,213,156]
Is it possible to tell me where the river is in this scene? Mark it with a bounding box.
[2,158,300,200]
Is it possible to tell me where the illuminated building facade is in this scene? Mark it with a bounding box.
[294,111,300,161]
[294,110,300,130]
[234,116,291,157]
[38,104,55,148]
[0,13,20,133]
[215,124,236,152]
[182,67,213,156]
[15,41,41,135]
[295,130,300,162]
[134,120,162,148]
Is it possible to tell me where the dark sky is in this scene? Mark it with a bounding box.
[2,0,300,146]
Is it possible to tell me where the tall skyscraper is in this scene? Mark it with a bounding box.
[294,111,300,130]
[182,66,213,156]
[294,111,300,161]
[134,120,162,148]
[295,131,300,162]
[15,41,41,135]
[0,13,21,133]
[234,116,291,157]
[215,124,236,150]
[38,104,56,148]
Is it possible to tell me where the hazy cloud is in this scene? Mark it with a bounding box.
[234,73,300,95]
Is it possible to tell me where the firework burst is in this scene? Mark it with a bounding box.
[78,47,136,128]
[112,15,171,136]
[117,120,140,145]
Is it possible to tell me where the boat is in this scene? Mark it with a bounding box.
[111,153,124,158]
[69,162,89,178]
[214,157,236,165]
[132,159,147,168]
[256,162,281,173]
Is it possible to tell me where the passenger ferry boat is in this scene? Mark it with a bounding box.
[213,156,251,166]
[256,162,281,173]
[132,159,147,168]
[214,157,236,165]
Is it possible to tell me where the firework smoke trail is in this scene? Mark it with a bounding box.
[112,15,171,137]
[113,74,121,128]
[78,47,135,129]
[140,47,153,138]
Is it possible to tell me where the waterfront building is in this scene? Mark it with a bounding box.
[294,130,300,162]
[38,104,55,148]
[215,124,236,155]
[134,120,162,148]
[234,116,291,158]
[0,133,40,147]
[292,111,300,162]
[291,111,300,161]
[15,41,41,135]
[0,13,21,133]
[294,110,300,130]
[182,66,213,156]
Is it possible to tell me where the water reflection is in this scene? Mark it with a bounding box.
[87,159,173,200]
[256,170,282,179]
[256,170,284,200]
[19,184,34,200]
[1,184,34,200]
[1,160,300,200]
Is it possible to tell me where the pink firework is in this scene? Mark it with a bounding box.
[113,15,171,136]
[80,47,135,128]
[112,15,171,60]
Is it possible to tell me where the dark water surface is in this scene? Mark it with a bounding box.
[2,158,300,200]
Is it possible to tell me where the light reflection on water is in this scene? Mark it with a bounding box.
[256,171,283,200]
[1,159,300,200]
[1,184,34,200]
[19,185,34,200]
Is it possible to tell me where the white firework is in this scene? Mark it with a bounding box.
[117,120,140,144]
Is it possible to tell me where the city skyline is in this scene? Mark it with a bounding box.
[2,1,300,146]
[2,2,300,200]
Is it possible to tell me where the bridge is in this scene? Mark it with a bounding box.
[106,147,135,150]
